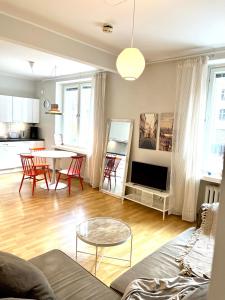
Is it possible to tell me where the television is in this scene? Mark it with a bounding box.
[131,161,168,191]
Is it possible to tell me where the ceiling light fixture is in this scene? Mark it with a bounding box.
[116,0,145,80]
[28,61,35,73]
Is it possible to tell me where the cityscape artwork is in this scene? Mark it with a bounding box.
[139,112,174,151]
[159,113,174,152]
[139,113,158,150]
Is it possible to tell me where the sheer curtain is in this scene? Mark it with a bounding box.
[170,56,208,222]
[86,72,106,188]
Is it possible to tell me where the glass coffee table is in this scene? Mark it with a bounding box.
[76,217,133,275]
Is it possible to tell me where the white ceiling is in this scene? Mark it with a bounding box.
[0,40,96,79]
[1,0,225,61]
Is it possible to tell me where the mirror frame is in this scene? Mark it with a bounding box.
[99,118,134,198]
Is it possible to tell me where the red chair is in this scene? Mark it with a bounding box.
[19,154,49,195]
[55,155,85,195]
[30,147,51,181]
[103,155,116,190]
[110,157,122,185]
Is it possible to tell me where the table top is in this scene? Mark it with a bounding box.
[76,217,131,247]
[32,150,76,159]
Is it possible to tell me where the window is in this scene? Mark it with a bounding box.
[205,67,225,177]
[221,89,225,101]
[219,109,225,120]
[58,81,92,149]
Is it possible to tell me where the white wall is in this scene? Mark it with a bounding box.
[36,80,55,149]
[0,74,37,98]
[105,61,176,169]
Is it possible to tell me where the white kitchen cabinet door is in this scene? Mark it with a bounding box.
[32,98,40,123]
[0,95,13,122]
[13,97,33,123]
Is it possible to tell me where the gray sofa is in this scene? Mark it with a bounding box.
[27,226,208,299]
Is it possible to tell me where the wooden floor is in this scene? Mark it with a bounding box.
[0,172,192,286]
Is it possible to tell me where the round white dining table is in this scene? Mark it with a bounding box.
[32,150,76,190]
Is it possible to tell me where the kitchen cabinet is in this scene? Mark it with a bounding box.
[13,97,33,123]
[12,97,39,123]
[0,95,40,123]
[0,140,44,170]
[32,98,40,123]
[0,95,13,122]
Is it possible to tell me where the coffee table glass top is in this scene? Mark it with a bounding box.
[76,217,131,247]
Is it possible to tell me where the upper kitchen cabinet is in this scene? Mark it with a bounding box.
[12,97,40,123]
[32,98,40,123]
[13,97,32,123]
[0,95,13,122]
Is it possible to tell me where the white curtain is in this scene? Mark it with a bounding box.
[170,56,208,222]
[86,72,106,188]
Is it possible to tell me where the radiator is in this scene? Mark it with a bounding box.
[204,185,220,203]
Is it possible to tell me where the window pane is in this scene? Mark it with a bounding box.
[79,85,92,148]
[205,70,225,176]
[63,87,79,145]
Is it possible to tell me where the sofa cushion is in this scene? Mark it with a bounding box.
[0,251,55,299]
[29,249,121,300]
[182,284,208,300]
[110,227,195,295]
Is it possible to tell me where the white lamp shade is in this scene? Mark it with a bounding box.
[116,47,145,80]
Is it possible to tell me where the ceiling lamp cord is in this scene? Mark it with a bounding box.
[116,0,145,81]
[130,0,135,48]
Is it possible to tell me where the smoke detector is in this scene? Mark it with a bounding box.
[103,23,113,33]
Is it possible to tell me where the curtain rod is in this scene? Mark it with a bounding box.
[147,48,225,65]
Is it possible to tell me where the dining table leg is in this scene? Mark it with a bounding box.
[40,157,67,190]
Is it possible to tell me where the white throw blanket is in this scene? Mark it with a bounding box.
[177,202,219,278]
[122,203,219,300]
[121,276,209,300]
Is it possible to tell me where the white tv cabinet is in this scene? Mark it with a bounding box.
[123,182,170,220]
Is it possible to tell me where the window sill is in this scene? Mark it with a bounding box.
[52,144,88,155]
[201,175,221,184]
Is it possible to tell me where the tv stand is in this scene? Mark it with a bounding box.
[123,182,170,220]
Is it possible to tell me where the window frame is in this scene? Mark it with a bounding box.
[60,80,92,149]
[204,65,225,177]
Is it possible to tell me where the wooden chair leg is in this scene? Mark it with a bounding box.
[109,176,111,190]
[44,173,49,190]
[47,168,51,182]
[68,176,71,195]
[19,174,25,193]
[32,177,35,196]
[55,173,61,190]
[79,176,84,190]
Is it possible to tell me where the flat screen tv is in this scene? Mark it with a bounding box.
[131,161,168,191]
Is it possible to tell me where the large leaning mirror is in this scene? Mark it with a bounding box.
[100,119,133,197]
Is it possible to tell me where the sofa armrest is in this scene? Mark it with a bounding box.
[196,203,216,228]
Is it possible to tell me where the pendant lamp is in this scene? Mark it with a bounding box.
[116,0,145,80]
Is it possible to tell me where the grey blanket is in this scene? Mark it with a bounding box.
[121,276,209,300]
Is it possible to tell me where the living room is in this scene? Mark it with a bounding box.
[0,0,224,299]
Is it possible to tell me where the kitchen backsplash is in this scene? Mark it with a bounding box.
[0,122,30,139]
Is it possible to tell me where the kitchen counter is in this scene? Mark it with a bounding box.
[0,138,44,142]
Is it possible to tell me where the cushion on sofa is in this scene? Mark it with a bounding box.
[110,227,195,295]
[29,249,121,300]
[0,251,55,299]
[182,284,209,300]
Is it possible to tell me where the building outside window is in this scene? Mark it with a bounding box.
[205,67,225,177]
[219,108,225,120]
[55,80,92,151]
[221,89,225,100]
